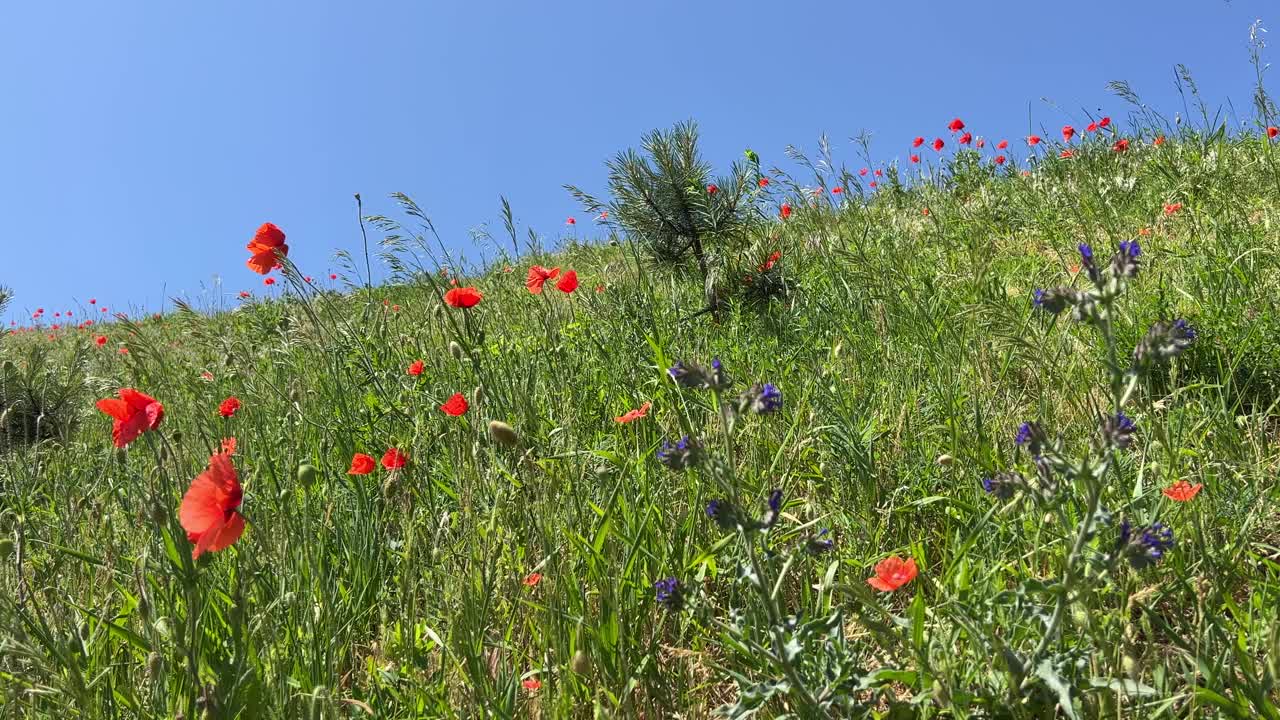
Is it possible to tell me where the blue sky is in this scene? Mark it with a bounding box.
[1,0,1273,325]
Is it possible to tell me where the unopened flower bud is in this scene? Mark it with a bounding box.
[488,421,519,448]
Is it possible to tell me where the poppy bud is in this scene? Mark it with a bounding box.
[571,649,592,675]
[488,420,519,447]
[149,501,167,526]
[382,475,397,497]
[137,593,151,621]
[473,385,485,405]
[297,463,318,488]
[449,341,464,360]
[936,454,954,466]
[146,652,162,676]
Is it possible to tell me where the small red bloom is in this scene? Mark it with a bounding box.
[221,437,237,455]
[329,273,338,280]
[859,168,868,176]
[1027,135,1042,146]
[1269,126,1279,138]
[179,451,245,560]
[910,154,920,164]
[996,139,1008,150]
[912,136,924,148]
[759,249,782,271]
[921,207,930,216]
[201,371,214,381]
[995,155,1007,165]
[348,453,376,475]
[566,217,576,225]
[615,401,651,424]
[976,137,986,148]
[89,298,96,305]
[594,284,604,293]
[264,277,276,286]
[874,169,882,177]
[867,555,918,592]
[947,118,965,132]
[218,396,242,418]
[239,291,251,299]
[959,131,972,145]
[1138,227,1153,236]
[525,266,561,294]
[522,678,541,692]
[246,222,288,275]
[556,270,579,294]
[1162,480,1203,502]
[1086,121,1098,133]
[780,203,792,220]
[444,286,483,308]
[1062,125,1076,142]
[1153,135,1165,147]
[869,181,877,189]
[1099,116,1111,128]
[96,388,164,448]
[1163,203,1183,216]
[407,360,425,377]
[1060,150,1074,159]
[1112,138,1130,153]
[440,392,469,416]
[932,138,945,151]
[831,186,843,194]
[706,183,718,194]
[381,448,408,470]
[758,176,770,187]
[523,572,542,587]
[95,335,107,347]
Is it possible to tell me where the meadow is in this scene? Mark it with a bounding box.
[2,107,1280,718]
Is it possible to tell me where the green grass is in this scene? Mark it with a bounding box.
[3,127,1280,718]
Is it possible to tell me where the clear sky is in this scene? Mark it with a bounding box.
[1,1,1273,325]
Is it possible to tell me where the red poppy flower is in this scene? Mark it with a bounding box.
[444,286,483,308]
[1153,135,1165,147]
[867,555,918,592]
[594,284,604,293]
[1062,125,1076,142]
[179,451,245,560]
[440,392,469,416]
[759,249,782,271]
[1060,149,1074,159]
[201,371,214,381]
[912,136,924,148]
[556,270,579,293]
[597,211,609,221]
[96,388,164,448]
[381,448,408,470]
[758,177,770,188]
[859,168,868,176]
[1163,203,1183,216]
[221,437,237,455]
[523,572,542,587]
[1138,227,1153,236]
[348,453,376,475]
[780,203,792,220]
[706,183,718,194]
[95,335,107,347]
[976,138,986,148]
[566,217,576,225]
[1099,116,1111,128]
[996,139,1009,150]
[1112,138,1130,153]
[995,155,1007,165]
[218,396,242,418]
[1269,126,1279,139]
[869,181,877,189]
[1086,121,1098,133]
[522,678,541,692]
[910,154,920,163]
[921,207,930,216]
[264,277,276,286]
[526,266,561,294]
[1027,135,1042,146]
[874,169,883,177]
[246,222,288,275]
[831,186,843,194]
[1162,480,1203,502]
[932,138,945,151]
[947,118,965,132]
[615,401,651,424]
[89,298,96,305]
[329,273,338,280]
[407,360,425,377]
[959,132,972,145]
[238,291,251,299]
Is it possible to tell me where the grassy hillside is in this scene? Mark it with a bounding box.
[3,123,1280,718]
